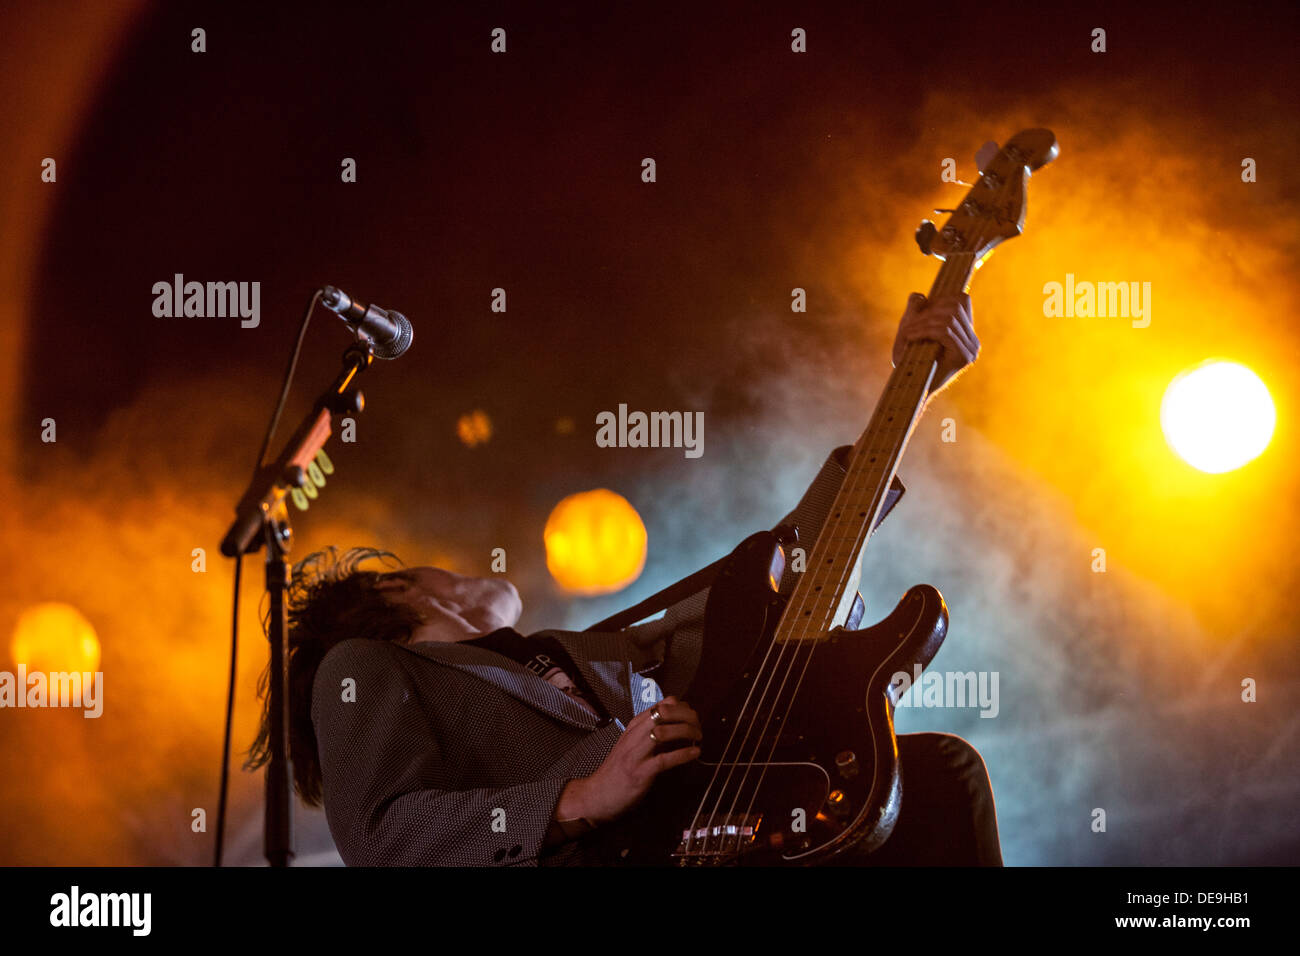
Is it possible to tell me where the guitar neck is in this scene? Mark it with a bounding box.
[776,252,977,642]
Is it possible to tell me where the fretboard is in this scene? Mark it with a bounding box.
[776,252,977,641]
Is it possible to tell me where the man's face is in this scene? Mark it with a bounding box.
[376,566,523,644]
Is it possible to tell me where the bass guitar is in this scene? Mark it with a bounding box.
[598,128,1058,865]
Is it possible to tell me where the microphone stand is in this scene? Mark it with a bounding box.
[221,340,374,867]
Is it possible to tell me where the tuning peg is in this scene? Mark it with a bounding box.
[975,140,999,173]
[915,219,937,256]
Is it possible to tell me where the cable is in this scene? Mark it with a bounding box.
[213,289,322,867]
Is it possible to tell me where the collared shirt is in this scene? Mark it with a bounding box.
[464,627,609,721]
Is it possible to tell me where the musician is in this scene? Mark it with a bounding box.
[250,292,1001,866]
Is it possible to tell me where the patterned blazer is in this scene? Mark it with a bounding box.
[311,445,903,866]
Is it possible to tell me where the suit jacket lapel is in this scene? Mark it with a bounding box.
[544,634,635,725]
[395,640,600,731]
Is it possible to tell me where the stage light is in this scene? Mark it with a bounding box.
[1160,360,1275,473]
[544,489,647,595]
[9,602,101,674]
[456,409,493,447]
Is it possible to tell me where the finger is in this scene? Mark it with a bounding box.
[955,323,979,363]
[628,722,674,761]
[650,745,702,775]
[902,292,928,318]
[901,308,950,333]
[913,315,957,336]
[645,715,703,744]
[663,702,701,725]
[946,318,978,363]
[625,724,657,758]
[926,293,971,326]
[632,696,680,726]
[950,297,975,338]
[958,292,973,323]
[904,318,956,348]
[648,722,703,746]
[938,332,974,373]
[939,318,971,361]
[646,700,697,724]
[629,715,702,757]
[918,319,970,371]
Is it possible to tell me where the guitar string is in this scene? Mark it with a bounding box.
[684,336,940,858]
[679,555,812,854]
[682,333,947,855]
[723,230,989,855]
[726,253,975,856]
[681,183,1001,858]
[730,338,943,844]
[683,254,973,858]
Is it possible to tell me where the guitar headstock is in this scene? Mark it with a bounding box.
[917,128,1058,261]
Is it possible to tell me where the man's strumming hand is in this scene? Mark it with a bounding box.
[557,696,702,831]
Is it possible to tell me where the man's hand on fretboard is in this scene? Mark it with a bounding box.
[890,292,979,397]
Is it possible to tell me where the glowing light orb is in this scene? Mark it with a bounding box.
[456,410,493,447]
[1160,361,1275,473]
[544,489,647,595]
[10,602,101,673]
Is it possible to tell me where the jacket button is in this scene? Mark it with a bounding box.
[493,848,507,863]
[508,845,522,858]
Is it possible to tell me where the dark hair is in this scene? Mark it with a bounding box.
[245,546,423,806]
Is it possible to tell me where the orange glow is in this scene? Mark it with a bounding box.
[10,602,101,674]
[456,409,493,447]
[543,489,648,595]
[829,95,1297,633]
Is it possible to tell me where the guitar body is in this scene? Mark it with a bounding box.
[596,531,947,865]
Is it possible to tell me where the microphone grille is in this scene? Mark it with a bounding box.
[372,310,413,360]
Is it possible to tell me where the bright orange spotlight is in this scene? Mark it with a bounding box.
[1160,360,1275,474]
[543,489,648,595]
[10,602,101,674]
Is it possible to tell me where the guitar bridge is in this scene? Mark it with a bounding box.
[672,813,764,864]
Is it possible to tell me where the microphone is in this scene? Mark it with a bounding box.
[319,285,414,359]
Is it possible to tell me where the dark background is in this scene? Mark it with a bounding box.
[1,0,1297,865]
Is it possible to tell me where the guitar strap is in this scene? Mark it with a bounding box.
[584,475,906,633]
